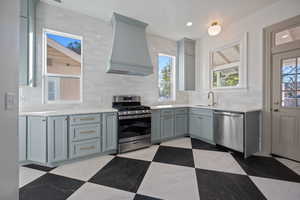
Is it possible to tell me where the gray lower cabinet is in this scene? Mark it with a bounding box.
[189,108,214,143]
[48,116,68,163]
[19,116,27,162]
[27,116,47,164]
[151,108,188,143]
[102,112,118,152]
[161,110,175,140]
[151,110,161,143]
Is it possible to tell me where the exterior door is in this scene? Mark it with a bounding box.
[272,49,300,161]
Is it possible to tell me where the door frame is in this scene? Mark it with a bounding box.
[263,15,300,155]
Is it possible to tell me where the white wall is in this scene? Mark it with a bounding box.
[189,0,300,108]
[0,0,19,199]
[20,2,188,111]
[189,0,300,153]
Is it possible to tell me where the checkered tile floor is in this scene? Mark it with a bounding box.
[19,137,300,200]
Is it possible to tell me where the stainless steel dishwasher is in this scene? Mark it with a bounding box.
[214,111,244,152]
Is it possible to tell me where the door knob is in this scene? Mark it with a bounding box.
[273,109,279,112]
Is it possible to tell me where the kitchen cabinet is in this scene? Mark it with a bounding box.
[102,112,118,152]
[19,0,38,86]
[28,116,68,165]
[19,116,27,162]
[189,108,214,143]
[160,110,175,140]
[48,116,68,163]
[177,38,196,91]
[175,109,188,136]
[151,110,161,143]
[151,108,188,143]
[27,116,47,164]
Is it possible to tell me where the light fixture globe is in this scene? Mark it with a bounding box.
[208,22,222,36]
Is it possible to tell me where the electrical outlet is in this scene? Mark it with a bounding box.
[5,92,16,110]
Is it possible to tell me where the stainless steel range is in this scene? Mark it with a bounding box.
[112,95,151,153]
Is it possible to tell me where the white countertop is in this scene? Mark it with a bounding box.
[150,104,262,113]
[19,108,118,117]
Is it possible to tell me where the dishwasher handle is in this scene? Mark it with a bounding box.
[214,111,244,118]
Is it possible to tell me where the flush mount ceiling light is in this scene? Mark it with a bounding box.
[208,22,222,36]
[186,22,193,27]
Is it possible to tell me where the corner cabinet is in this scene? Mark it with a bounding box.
[151,108,188,143]
[189,108,214,143]
[177,38,196,91]
[102,112,118,153]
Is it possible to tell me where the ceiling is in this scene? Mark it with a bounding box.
[42,0,280,40]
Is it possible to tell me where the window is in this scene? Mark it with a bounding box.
[158,54,176,101]
[275,25,300,46]
[210,33,247,89]
[43,29,82,103]
[281,57,300,107]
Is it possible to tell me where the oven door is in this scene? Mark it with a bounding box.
[118,114,151,143]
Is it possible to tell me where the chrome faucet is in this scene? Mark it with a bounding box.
[208,91,215,106]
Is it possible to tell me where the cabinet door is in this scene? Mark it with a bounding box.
[151,110,161,143]
[19,116,27,162]
[199,115,214,142]
[19,17,28,85]
[48,116,68,163]
[161,112,175,140]
[102,113,117,152]
[27,117,47,163]
[175,114,188,136]
[189,114,201,137]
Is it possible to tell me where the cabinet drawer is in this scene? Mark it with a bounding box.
[160,109,174,116]
[70,139,100,159]
[70,124,101,141]
[70,114,101,125]
[189,108,212,117]
[175,108,188,115]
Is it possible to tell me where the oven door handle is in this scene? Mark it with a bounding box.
[119,114,152,120]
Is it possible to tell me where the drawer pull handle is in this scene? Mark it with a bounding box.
[79,117,95,121]
[80,146,95,151]
[80,130,96,134]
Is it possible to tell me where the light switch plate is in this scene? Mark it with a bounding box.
[5,92,16,110]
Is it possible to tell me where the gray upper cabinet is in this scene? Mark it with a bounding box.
[160,110,175,140]
[19,0,38,86]
[102,112,118,152]
[47,116,68,163]
[177,38,196,91]
[19,116,27,162]
[27,116,47,164]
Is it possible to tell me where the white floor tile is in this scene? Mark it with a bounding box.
[250,176,300,200]
[67,182,135,200]
[117,145,159,161]
[50,155,114,181]
[160,137,192,149]
[276,157,300,175]
[138,162,199,200]
[19,167,46,188]
[193,149,246,175]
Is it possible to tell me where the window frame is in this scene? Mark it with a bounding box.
[209,33,248,90]
[42,29,83,104]
[157,53,176,102]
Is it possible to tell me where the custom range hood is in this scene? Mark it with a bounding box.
[107,13,153,76]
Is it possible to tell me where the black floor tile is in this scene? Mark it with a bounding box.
[23,164,56,172]
[233,155,300,183]
[89,157,150,193]
[134,194,162,200]
[153,146,194,167]
[191,138,227,152]
[195,169,266,200]
[19,173,84,200]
